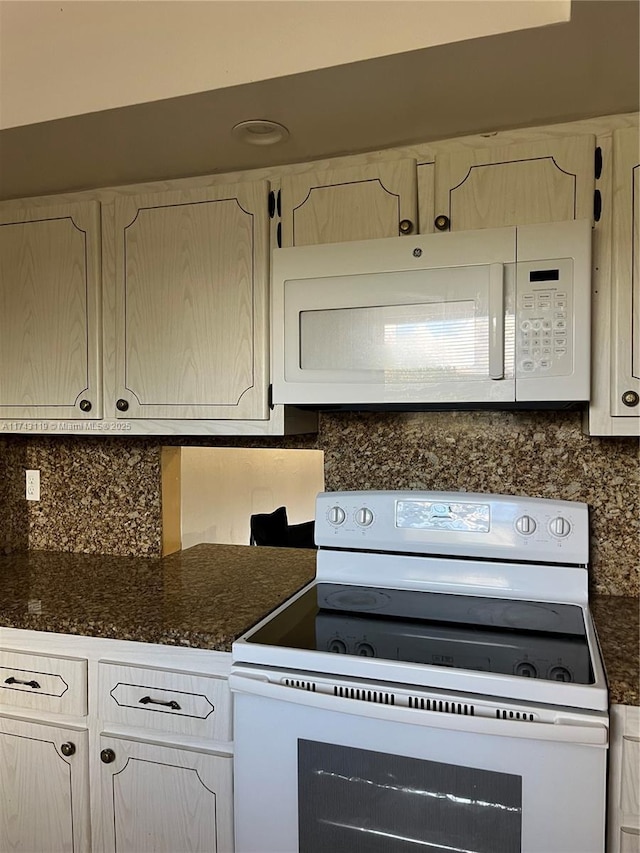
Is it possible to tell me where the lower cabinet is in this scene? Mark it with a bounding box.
[0,716,90,853]
[1,637,234,853]
[99,735,233,853]
[609,705,640,853]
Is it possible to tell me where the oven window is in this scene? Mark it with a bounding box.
[298,740,522,853]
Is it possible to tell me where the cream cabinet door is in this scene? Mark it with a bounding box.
[0,717,90,853]
[99,736,233,853]
[113,181,269,420]
[280,159,418,247]
[610,126,640,417]
[0,201,102,419]
[608,705,640,853]
[433,135,595,232]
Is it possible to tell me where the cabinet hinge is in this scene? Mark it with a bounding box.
[277,189,282,217]
[268,191,276,218]
[594,189,602,222]
[276,222,282,248]
[594,146,603,180]
[268,383,274,410]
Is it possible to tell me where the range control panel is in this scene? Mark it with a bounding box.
[315,491,589,565]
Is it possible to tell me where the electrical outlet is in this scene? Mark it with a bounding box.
[26,469,40,501]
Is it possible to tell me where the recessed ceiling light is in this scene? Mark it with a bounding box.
[231,119,290,146]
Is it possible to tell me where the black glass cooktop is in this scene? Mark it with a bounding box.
[247,583,594,684]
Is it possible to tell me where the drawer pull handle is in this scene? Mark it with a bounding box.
[138,695,181,711]
[5,677,41,689]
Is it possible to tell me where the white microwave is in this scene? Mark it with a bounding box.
[271,220,591,409]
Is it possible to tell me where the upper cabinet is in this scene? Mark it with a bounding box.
[0,113,636,436]
[0,201,102,420]
[280,159,418,247]
[432,135,596,232]
[610,126,640,418]
[112,181,269,421]
[586,124,640,436]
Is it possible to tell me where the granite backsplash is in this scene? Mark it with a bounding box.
[0,410,638,595]
[0,436,28,553]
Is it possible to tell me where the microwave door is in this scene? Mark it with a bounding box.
[277,263,515,406]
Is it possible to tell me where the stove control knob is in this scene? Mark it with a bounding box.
[549,516,571,538]
[515,515,537,536]
[355,507,374,527]
[327,506,346,526]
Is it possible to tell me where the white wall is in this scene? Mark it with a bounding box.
[0,0,570,129]
[180,447,325,548]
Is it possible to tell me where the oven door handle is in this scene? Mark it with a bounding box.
[229,673,608,747]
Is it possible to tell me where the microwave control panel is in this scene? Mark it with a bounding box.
[516,259,573,378]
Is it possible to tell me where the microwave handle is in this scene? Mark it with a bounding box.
[489,263,505,380]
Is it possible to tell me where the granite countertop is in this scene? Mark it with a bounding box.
[0,545,637,706]
[0,544,316,650]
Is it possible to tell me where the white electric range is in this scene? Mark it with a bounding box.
[231,491,609,853]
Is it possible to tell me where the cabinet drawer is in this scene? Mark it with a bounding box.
[98,662,231,740]
[0,650,87,715]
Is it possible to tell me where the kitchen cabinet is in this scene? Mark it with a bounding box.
[97,661,233,851]
[0,113,635,435]
[610,127,640,419]
[0,648,88,715]
[585,124,640,436]
[280,135,595,247]
[112,181,269,420]
[97,661,231,739]
[0,200,102,420]
[432,134,596,232]
[608,704,640,853]
[0,715,90,852]
[279,159,418,246]
[0,649,91,852]
[99,736,233,853]
[1,633,235,853]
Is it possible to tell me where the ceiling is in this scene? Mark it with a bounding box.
[0,0,637,202]
[0,1,571,129]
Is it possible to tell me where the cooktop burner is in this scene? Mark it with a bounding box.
[247,583,593,685]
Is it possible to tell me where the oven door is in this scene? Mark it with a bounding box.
[231,671,607,853]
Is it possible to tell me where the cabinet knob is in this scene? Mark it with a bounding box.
[622,390,639,407]
[399,219,414,235]
[100,748,116,764]
[79,399,92,412]
[60,742,76,757]
[116,399,129,412]
[434,214,450,231]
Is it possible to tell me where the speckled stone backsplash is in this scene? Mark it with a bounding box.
[0,411,638,594]
[320,411,639,596]
[2,437,163,557]
[0,437,28,553]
